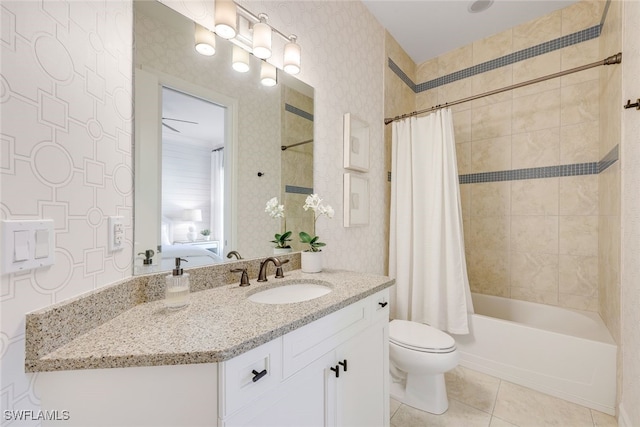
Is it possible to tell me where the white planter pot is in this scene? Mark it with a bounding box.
[273,247,293,255]
[301,251,322,273]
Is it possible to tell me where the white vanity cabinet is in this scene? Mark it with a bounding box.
[221,288,390,427]
[36,289,390,427]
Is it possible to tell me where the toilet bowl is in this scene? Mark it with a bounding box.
[389,319,459,414]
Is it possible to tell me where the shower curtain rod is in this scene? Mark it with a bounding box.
[384,52,622,125]
[281,139,313,151]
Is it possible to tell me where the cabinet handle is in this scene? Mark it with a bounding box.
[339,359,348,372]
[378,301,388,308]
[330,365,340,378]
[251,369,267,382]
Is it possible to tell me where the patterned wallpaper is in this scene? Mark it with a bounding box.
[0,0,386,420]
[0,0,133,421]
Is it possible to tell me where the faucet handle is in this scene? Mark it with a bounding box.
[137,249,155,265]
[230,268,250,287]
[275,259,290,278]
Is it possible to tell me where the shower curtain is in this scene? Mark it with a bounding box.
[389,109,473,335]
[211,148,224,252]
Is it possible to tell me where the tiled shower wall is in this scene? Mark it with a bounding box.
[598,0,622,344]
[598,0,623,408]
[387,0,610,312]
[281,88,314,253]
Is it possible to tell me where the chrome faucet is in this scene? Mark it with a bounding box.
[226,250,242,260]
[257,257,282,282]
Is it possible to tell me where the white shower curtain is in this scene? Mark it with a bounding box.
[211,148,224,251]
[389,108,473,335]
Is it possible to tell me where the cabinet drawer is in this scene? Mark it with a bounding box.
[282,298,371,378]
[372,288,390,323]
[219,338,282,417]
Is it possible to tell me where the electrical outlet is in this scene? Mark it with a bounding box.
[108,216,124,252]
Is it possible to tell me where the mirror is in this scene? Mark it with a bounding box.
[133,0,314,275]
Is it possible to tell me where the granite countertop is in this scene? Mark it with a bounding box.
[31,269,393,372]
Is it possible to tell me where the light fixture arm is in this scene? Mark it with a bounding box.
[235,3,294,43]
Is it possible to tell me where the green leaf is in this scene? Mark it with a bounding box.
[280,231,292,240]
[299,231,312,243]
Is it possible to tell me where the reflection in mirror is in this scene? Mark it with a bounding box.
[133,0,314,275]
[160,87,226,264]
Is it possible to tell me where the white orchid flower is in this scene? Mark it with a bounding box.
[265,197,285,218]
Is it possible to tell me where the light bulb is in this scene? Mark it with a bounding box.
[232,45,250,73]
[283,35,301,75]
[252,14,272,59]
[194,24,216,56]
[215,0,237,39]
[260,61,277,87]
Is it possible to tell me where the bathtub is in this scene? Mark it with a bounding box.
[452,293,617,415]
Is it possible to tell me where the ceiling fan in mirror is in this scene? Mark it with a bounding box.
[162,117,198,133]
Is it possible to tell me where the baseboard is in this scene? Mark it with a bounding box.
[618,403,631,427]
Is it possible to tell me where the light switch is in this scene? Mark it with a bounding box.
[3,219,55,274]
[13,230,29,261]
[35,229,49,259]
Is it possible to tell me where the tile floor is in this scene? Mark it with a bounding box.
[390,366,618,427]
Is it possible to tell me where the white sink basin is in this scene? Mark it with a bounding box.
[248,282,332,304]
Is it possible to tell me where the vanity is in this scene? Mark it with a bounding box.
[26,259,393,427]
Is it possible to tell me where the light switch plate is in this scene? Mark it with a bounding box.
[2,220,55,274]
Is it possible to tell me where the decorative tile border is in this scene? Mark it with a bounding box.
[459,163,597,184]
[388,58,416,91]
[285,103,314,121]
[458,144,618,184]
[285,185,314,194]
[389,25,601,93]
[599,144,619,173]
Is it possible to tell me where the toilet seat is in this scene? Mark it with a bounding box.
[389,320,456,354]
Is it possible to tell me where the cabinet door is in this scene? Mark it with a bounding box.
[334,321,389,427]
[222,351,335,427]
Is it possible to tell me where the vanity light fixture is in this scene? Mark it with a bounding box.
[214,0,237,39]
[283,35,301,75]
[260,61,277,87]
[195,3,302,83]
[232,45,250,72]
[194,23,216,56]
[252,14,272,59]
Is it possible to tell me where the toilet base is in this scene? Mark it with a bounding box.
[390,372,449,415]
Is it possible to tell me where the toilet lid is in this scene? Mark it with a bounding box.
[389,319,456,353]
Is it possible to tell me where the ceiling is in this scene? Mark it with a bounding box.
[162,87,226,148]
[362,0,579,64]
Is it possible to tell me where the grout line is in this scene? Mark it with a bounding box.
[588,408,597,427]
[492,379,503,417]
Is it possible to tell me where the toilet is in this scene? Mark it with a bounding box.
[389,319,459,414]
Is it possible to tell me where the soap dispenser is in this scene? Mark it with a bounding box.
[165,258,190,310]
